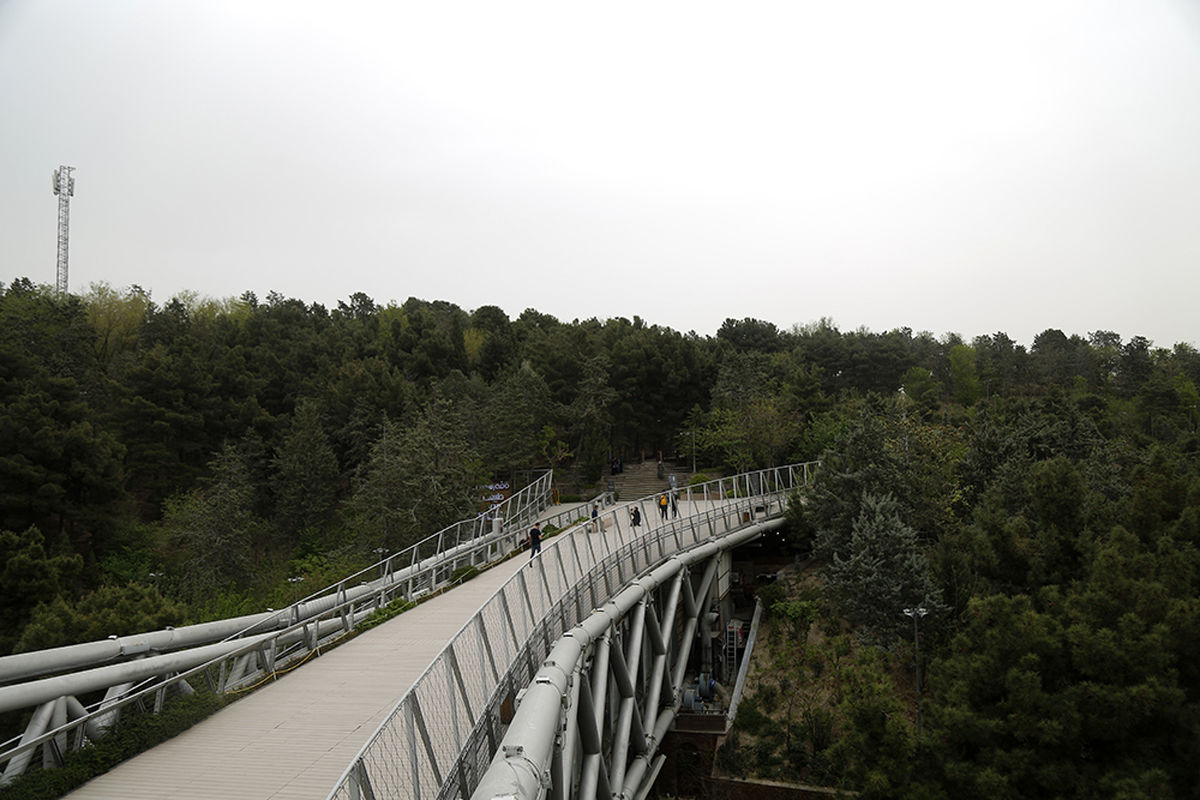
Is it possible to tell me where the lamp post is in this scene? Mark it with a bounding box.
[688,430,696,474]
[148,572,164,593]
[903,606,928,736]
[287,576,304,606]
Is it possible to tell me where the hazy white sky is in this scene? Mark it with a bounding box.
[2,1,1199,347]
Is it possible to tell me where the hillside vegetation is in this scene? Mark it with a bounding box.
[2,278,1199,796]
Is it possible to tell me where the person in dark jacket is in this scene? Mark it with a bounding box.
[527,525,542,565]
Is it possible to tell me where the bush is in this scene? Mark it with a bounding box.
[356,597,417,632]
[716,730,747,777]
[786,724,810,773]
[736,697,769,736]
[753,738,779,771]
[757,582,787,611]
[449,565,479,584]
[804,706,834,753]
[689,473,710,486]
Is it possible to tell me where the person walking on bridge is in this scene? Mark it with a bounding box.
[527,524,542,565]
[657,493,668,520]
[630,505,641,530]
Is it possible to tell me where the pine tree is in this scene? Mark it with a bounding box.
[825,492,945,643]
[271,398,340,548]
[348,402,483,552]
[164,444,266,600]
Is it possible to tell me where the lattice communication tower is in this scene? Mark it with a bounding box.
[52,165,75,295]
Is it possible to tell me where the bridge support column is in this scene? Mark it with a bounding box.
[0,699,54,785]
[717,548,736,682]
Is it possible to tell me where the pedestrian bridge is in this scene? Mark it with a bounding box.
[0,464,817,799]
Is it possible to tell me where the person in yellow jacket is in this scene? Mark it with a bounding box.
[657,493,669,520]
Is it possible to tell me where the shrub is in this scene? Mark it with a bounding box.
[736,697,769,736]
[356,597,417,632]
[786,724,810,773]
[753,738,779,771]
[449,565,479,584]
[716,731,747,777]
[756,582,787,611]
[804,706,834,754]
[689,473,710,486]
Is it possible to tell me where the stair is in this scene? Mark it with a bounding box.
[608,460,685,501]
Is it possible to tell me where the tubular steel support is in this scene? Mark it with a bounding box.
[312,463,813,800]
[0,472,557,787]
[467,517,787,800]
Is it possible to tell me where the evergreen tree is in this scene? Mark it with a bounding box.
[14,583,188,652]
[271,398,340,548]
[569,354,616,483]
[163,443,266,600]
[0,527,83,655]
[348,401,484,551]
[823,492,945,644]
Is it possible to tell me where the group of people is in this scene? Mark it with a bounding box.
[526,491,682,564]
[630,490,679,529]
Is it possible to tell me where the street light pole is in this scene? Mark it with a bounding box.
[903,606,928,736]
[287,576,304,606]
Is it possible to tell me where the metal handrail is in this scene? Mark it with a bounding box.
[537,490,615,533]
[0,470,556,785]
[216,468,558,644]
[0,463,821,789]
[327,462,819,800]
[0,472,555,688]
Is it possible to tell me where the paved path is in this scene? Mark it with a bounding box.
[64,548,537,799]
[62,497,721,799]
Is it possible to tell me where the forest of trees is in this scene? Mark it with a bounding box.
[2,276,1199,796]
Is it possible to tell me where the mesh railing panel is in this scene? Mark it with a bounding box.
[327,463,818,800]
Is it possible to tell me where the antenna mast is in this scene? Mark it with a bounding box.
[52,165,75,295]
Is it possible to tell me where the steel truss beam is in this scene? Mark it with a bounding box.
[328,463,817,800]
[470,518,785,800]
[0,471,565,787]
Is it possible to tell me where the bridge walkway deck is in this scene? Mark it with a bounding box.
[62,506,588,800]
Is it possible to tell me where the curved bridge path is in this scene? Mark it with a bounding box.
[63,511,574,800]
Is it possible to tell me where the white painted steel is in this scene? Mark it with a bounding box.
[327,463,817,800]
[0,470,557,786]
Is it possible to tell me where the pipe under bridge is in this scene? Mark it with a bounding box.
[0,470,569,788]
[329,463,816,800]
[0,464,816,797]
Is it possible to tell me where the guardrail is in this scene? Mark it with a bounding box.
[537,490,615,533]
[328,462,818,800]
[0,470,556,787]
